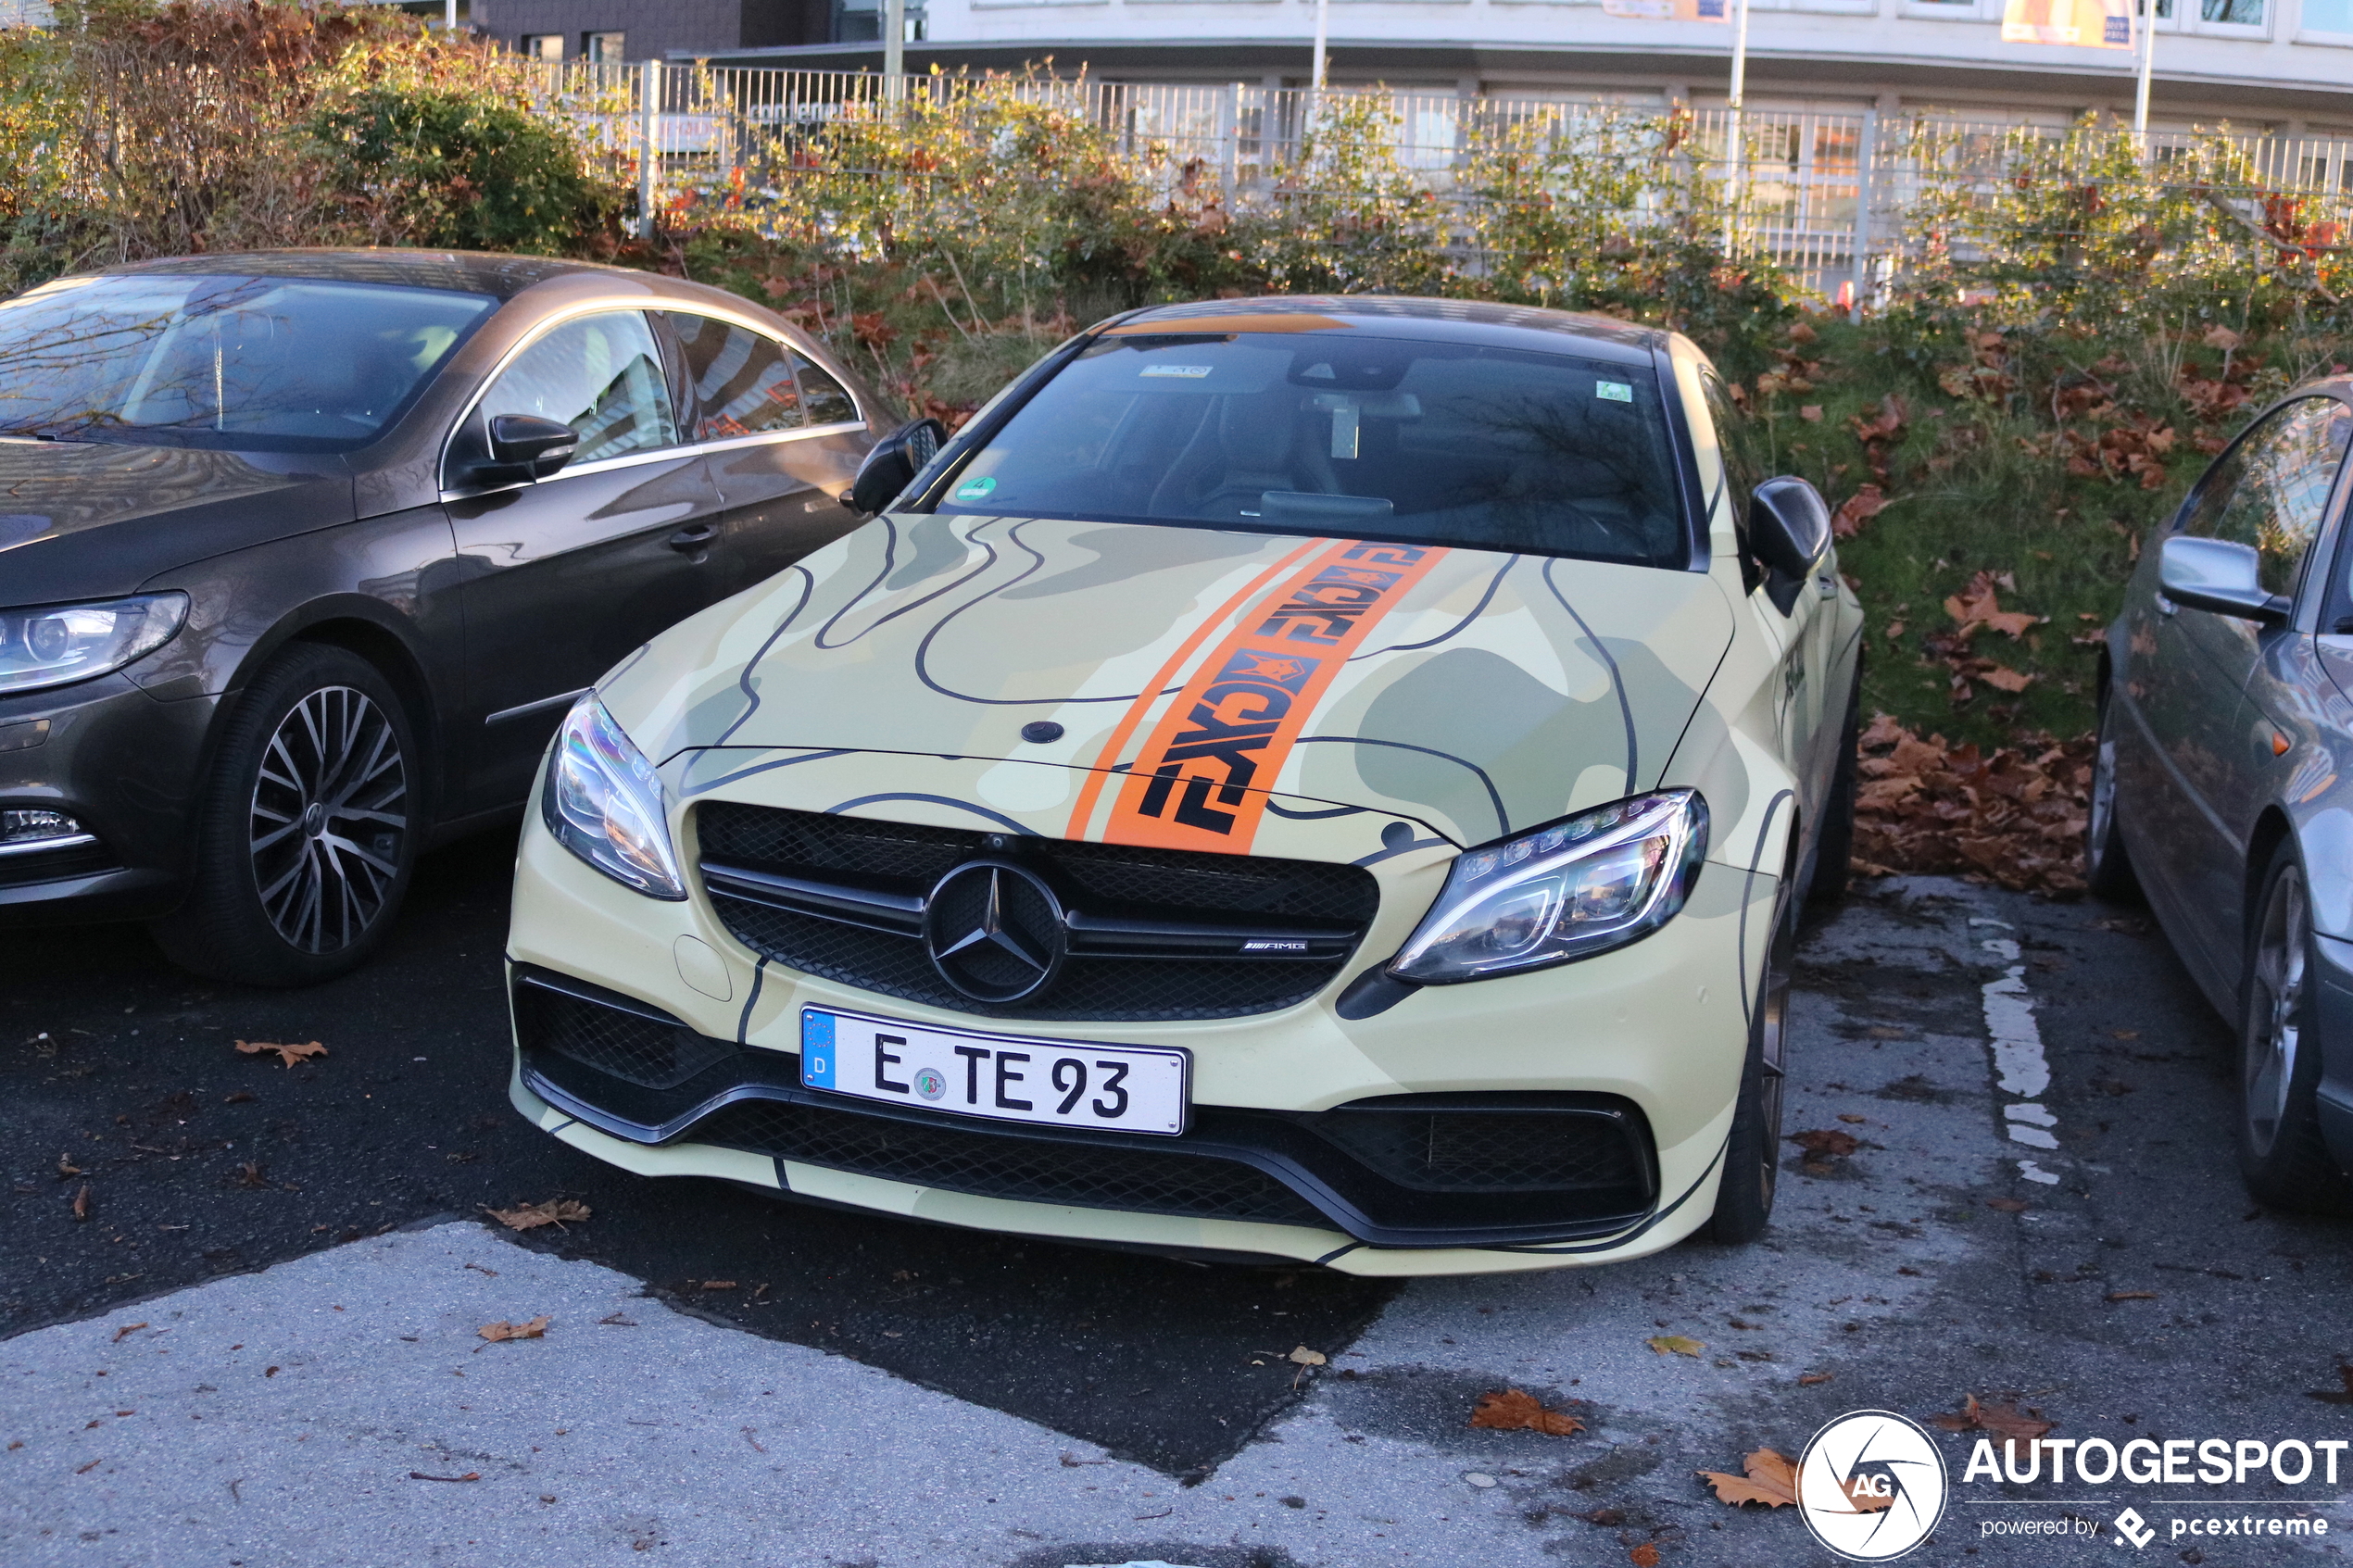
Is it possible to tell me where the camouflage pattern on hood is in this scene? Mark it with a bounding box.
[602,514,1734,852]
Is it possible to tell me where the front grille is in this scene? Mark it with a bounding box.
[695,801,1378,1022]
[690,1098,1329,1226]
[515,978,735,1091]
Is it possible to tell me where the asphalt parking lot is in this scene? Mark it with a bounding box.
[6,834,2352,1564]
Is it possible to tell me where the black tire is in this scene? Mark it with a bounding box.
[151,645,419,987]
[2235,841,2351,1213]
[2084,686,2142,902]
[1710,876,1795,1244]
[1806,671,1861,908]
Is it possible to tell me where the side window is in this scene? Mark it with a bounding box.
[1698,368,1765,588]
[796,355,860,427]
[2180,396,2352,596]
[665,312,802,440]
[480,311,676,465]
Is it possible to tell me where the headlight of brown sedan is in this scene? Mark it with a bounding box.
[0,592,187,696]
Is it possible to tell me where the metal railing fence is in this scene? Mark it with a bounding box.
[532,63,2353,303]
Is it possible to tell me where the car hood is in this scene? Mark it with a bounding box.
[606,515,1735,851]
[0,439,354,603]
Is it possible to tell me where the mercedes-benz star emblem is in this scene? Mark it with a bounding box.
[924,859,1067,1003]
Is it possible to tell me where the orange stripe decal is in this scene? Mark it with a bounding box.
[1098,538,1448,854]
[1063,536,1325,840]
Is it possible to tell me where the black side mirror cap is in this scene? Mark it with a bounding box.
[1749,476,1831,614]
[489,414,579,480]
[2158,533,2291,625]
[849,417,948,516]
[452,413,579,489]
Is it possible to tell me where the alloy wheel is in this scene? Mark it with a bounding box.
[246,685,409,955]
[2243,863,2309,1160]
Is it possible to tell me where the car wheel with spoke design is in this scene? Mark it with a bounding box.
[2236,841,2350,1212]
[153,645,420,986]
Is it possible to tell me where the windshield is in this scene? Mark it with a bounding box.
[0,273,495,452]
[931,331,1689,567]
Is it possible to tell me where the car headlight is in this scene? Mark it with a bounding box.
[1389,790,1708,984]
[541,696,686,900]
[0,593,187,696]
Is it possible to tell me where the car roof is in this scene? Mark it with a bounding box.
[94,248,652,303]
[1106,295,1669,365]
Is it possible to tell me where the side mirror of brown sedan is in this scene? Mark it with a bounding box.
[486,414,580,481]
[849,418,947,516]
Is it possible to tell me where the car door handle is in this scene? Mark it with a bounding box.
[667,523,718,552]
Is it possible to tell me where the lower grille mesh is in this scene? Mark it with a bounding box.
[690,1098,1330,1227]
[519,985,735,1092]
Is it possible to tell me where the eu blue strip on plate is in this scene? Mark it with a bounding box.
[801,1010,837,1087]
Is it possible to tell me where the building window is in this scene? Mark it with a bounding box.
[520,33,563,59]
[2200,0,2261,19]
[584,31,626,61]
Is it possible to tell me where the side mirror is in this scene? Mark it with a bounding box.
[2158,533,2290,625]
[849,417,947,516]
[488,414,579,480]
[454,413,579,489]
[1749,476,1831,581]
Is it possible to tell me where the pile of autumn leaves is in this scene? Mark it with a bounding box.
[1854,574,2095,897]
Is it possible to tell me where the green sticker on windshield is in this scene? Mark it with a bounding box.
[1596,382,1633,403]
[954,476,998,500]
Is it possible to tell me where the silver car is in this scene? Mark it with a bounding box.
[2088,383,2353,1211]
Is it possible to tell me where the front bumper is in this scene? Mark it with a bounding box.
[505,759,1777,1275]
[0,674,215,925]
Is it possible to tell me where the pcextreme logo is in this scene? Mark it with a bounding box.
[1797,1411,1951,1562]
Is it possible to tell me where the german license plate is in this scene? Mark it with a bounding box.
[799,1008,1190,1136]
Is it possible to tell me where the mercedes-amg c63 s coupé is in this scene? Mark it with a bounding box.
[504,296,1865,1273]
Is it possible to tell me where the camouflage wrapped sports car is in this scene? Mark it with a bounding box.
[503,297,1864,1274]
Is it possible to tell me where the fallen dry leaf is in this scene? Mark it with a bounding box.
[1986,1197,2029,1213]
[1468,1388,1585,1436]
[1980,664,2035,695]
[483,1199,590,1232]
[110,1323,146,1344]
[1698,1447,1800,1507]
[409,1471,481,1483]
[234,1040,325,1068]
[1854,714,2094,896]
[478,1316,551,1343]
[1836,1113,1867,1124]
[2306,1366,2353,1405]
[1944,572,2044,641]
[1788,1129,1861,1158]
[1630,1544,1662,1567]
[1288,1347,1327,1367]
[1931,1393,2054,1442]
[698,1279,738,1292]
[1647,1335,1705,1358]
[2107,1291,2157,1302]
[71,1184,90,1222]
[57,1154,82,1179]
[1799,1372,1833,1386]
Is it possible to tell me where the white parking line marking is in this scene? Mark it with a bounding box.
[1978,927,2063,1180]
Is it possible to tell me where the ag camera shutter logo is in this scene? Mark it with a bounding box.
[1797,1411,1951,1561]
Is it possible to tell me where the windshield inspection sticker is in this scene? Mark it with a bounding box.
[1596,381,1634,403]
[954,476,998,500]
[1140,364,1214,378]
